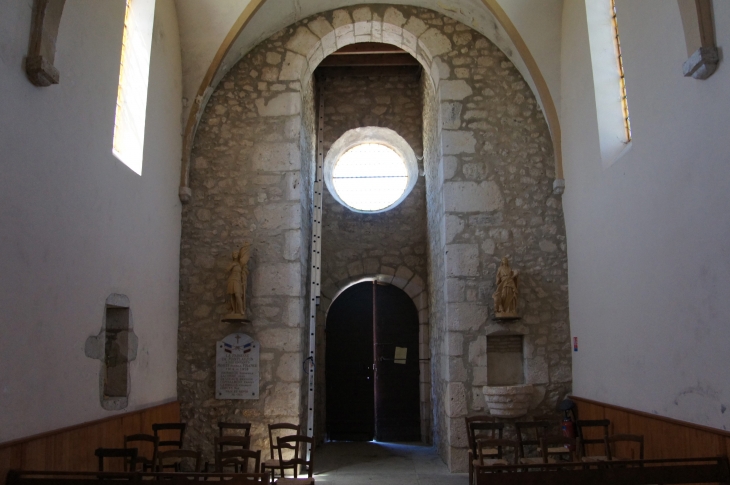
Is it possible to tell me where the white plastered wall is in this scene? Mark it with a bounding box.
[561,0,730,430]
[0,0,183,442]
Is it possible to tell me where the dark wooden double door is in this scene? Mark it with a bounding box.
[325,281,421,442]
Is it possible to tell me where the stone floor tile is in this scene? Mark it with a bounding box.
[313,441,467,484]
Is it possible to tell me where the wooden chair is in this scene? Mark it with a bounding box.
[515,421,551,465]
[156,449,201,472]
[152,422,186,450]
[216,448,261,474]
[124,433,157,471]
[152,422,186,471]
[539,436,581,463]
[212,436,253,472]
[533,414,571,460]
[576,419,610,462]
[465,416,504,485]
[606,434,644,461]
[94,447,137,472]
[262,423,301,481]
[219,421,252,438]
[216,435,252,452]
[476,439,519,466]
[274,435,314,485]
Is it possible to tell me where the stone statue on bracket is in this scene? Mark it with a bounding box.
[222,242,252,323]
[493,257,520,319]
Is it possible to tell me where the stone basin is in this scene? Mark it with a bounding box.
[483,384,534,418]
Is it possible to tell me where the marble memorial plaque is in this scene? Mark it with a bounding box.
[216,333,259,400]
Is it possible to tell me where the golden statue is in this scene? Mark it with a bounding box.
[223,242,251,322]
[493,257,519,319]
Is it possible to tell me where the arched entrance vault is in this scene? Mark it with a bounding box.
[179,4,569,473]
[178,3,564,202]
[319,271,431,444]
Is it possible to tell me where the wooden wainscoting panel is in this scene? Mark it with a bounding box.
[577,399,605,421]
[573,396,730,462]
[0,401,179,485]
[0,447,22,485]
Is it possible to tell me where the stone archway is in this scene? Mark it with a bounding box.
[179,5,569,473]
[178,1,567,200]
[319,268,431,444]
[179,6,446,200]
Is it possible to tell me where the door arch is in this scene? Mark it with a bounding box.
[325,281,421,441]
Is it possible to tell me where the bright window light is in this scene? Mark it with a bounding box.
[112,0,156,175]
[611,0,631,142]
[585,0,633,168]
[332,144,409,212]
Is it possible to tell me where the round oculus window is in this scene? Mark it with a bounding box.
[332,144,408,212]
[324,127,418,213]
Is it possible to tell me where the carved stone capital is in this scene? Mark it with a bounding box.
[552,178,565,195]
[179,186,193,204]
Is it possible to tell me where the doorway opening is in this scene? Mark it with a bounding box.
[325,281,421,442]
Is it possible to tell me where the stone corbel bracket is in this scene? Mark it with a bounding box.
[552,179,565,196]
[26,0,66,86]
[679,0,720,80]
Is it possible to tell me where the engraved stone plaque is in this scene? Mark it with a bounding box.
[216,333,259,400]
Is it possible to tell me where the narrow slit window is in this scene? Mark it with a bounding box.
[585,0,633,166]
[112,0,156,175]
[611,0,631,142]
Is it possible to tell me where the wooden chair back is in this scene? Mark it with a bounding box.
[576,419,610,457]
[94,447,137,472]
[219,421,252,437]
[533,413,562,436]
[276,435,314,479]
[267,423,300,460]
[123,434,157,471]
[465,416,495,453]
[540,436,581,463]
[216,435,252,452]
[465,416,502,485]
[7,470,273,484]
[152,422,186,449]
[156,449,201,472]
[476,439,518,465]
[606,433,644,461]
[216,448,261,474]
[515,421,550,459]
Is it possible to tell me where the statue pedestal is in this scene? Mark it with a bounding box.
[221,314,251,324]
[494,312,520,321]
[483,384,534,418]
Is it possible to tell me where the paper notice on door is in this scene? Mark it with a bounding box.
[394,347,407,364]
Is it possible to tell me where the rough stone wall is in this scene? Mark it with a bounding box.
[426,16,572,471]
[314,69,430,443]
[178,27,312,460]
[319,70,427,291]
[298,76,317,430]
[422,67,449,458]
[178,4,571,471]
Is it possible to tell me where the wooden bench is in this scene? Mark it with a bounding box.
[7,470,270,483]
[475,456,730,485]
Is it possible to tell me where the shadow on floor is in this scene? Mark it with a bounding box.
[314,441,467,485]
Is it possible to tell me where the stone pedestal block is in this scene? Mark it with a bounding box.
[483,384,534,418]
